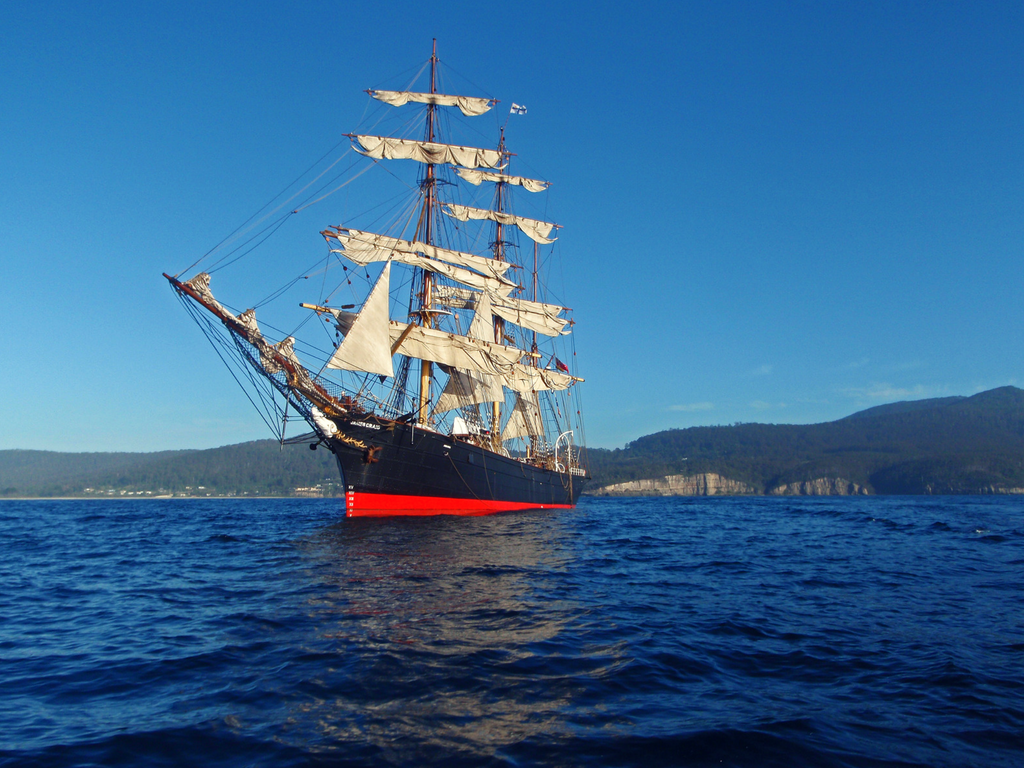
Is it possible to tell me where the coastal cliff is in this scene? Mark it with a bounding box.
[590,473,1020,497]
[593,474,867,496]
[593,473,755,496]
[767,478,868,496]
[585,387,1024,496]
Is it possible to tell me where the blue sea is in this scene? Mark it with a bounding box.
[1,496,1022,767]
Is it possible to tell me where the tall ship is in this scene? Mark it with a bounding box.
[165,44,588,516]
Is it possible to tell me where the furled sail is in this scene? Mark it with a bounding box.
[329,243,515,295]
[235,308,262,343]
[325,308,358,336]
[235,308,280,373]
[502,392,544,441]
[305,264,524,380]
[491,299,568,337]
[432,286,570,337]
[270,336,301,377]
[503,363,577,394]
[183,275,319,390]
[235,308,319,393]
[432,285,476,309]
[388,319,523,375]
[369,90,495,117]
[326,228,513,282]
[455,168,550,193]
[326,262,395,377]
[184,272,229,317]
[443,203,557,244]
[352,136,503,169]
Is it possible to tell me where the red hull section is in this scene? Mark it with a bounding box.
[346,490,575,518]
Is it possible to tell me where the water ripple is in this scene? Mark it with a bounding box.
[0,496,1022,766]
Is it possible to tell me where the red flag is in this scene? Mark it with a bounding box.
[555,357,569,373]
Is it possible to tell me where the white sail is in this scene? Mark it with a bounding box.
[273,336,320,393]
[389,320,523,374]
[455,168,550,193]
[491,298,569,337]
[443,203,557,244]
[466,288,493,340]
[434,290,505,413]
[503,363,576,394]
[329,228,513,280]
[329,235,517,294]
[434,367,505,413]
[502,392,544,441]
[369,90,495,117]
[326,262,394,377]
[432,286,569,337]
[330,245,514,295]
[353,136,503,169]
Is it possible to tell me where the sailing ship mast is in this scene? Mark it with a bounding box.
[414,40,439,427]
[490,126,508,448]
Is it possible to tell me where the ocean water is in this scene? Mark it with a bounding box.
[1,496,1022,767]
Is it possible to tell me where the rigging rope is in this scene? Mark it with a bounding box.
[176,139,352,278]
[179,295,283,439]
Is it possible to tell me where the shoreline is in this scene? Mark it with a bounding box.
[0,495,342,501]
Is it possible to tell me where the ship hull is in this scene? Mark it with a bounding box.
[326,417,586,517]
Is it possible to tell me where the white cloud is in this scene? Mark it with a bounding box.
[838,383,944,400]
[669,401,715,412]
[749,364,773,376]
[750,400,787,410]
[890,360,925,372]
[972,378,1019,393]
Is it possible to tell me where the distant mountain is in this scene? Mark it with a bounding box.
[586,386,1024,495]
[0,441,340,498]
[841,396,966,420]
[0,449,187,495]
[4,387,1023,498]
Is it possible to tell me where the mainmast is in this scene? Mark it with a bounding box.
[415,40,439,426]
[490,127,509,449]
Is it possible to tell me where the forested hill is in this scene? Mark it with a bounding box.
[586,386,1024,494]
[3,386,1023,498]
[0,441,340,498]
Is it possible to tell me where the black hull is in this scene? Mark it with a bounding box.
[325,416,586,516]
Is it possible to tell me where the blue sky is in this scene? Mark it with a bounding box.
[2,1,1022,452]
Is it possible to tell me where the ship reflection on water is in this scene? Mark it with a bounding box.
[287,509,611,758]
[308,513,572,644]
